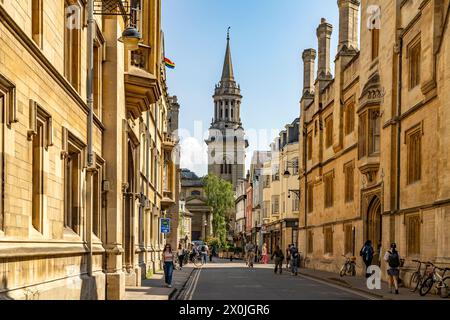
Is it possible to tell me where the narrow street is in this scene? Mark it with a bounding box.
[177,260,376,300]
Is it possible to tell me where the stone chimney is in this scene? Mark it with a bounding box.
[302,48,316,95]
[316,18,333,80]
[337,0,360,53]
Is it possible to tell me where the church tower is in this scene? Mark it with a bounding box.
[206,29,248,189]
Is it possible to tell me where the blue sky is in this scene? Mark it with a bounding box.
[162,0,339,176]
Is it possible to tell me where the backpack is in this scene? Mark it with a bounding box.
[201,245,206,252]
[388,250,400,268]
[360,245,373,262]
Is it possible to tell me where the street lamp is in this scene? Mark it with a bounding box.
[118,26,142,51]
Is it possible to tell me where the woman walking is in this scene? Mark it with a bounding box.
[177,243,185,270]
[384,243,401,294]
[261,243,268,264]
[271,245,284,274]
[162,244,175,288]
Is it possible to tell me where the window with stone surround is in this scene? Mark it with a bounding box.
[406,125,423,184]
[406,124,422,185]
[307,132,313,160]
[358,108,380,158]
[29,101,53,233]
[64,0,81,91]
[324,171,334,208]
[345,100,355,135]
[93,26,105,119]
[63,128,86,234]
[344,161,354,203]
[324,226,333,254]
[272,195,279,214]
[344,224,353,255]
[325,115,333,149]
[371,28,379,60]
[307,182,314,213]
[0,75,18,231]
[292,196,299,212]
[32,0,43,47]
[93,155,105,239]
[408,38,421,90]
[406,214,421,256]
[307,230,313,254]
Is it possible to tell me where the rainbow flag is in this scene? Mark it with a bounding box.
[164,57,175,69]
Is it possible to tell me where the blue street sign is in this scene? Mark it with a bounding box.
[160,218,170,234]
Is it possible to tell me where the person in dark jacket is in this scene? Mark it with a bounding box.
[271,245,284,274]
[360,240,374,278]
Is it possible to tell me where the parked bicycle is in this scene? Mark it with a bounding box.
[409,260,431,292]
[340,255,357,277]
[419,262,450,298]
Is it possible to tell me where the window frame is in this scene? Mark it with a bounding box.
[324,171,334,208]
[408,37,421,90]
[344,161,355,203]
[406,124,422,185]
[325,115,333,149]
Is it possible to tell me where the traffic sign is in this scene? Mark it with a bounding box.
[160,218,170,234]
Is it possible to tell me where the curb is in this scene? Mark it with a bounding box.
[171,267,196,300]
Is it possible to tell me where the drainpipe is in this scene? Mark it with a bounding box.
[86,0,95,277]
[303,123,308,266]
[396,33,403,213]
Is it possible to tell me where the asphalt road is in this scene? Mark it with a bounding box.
[179,260,374,300]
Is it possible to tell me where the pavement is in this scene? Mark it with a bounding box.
[125,266,194,300]
[298,267,442,300]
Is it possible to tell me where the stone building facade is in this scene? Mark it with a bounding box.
[260,119,300,255]
[0,0,179,300]
[180,169,212,242]
[297,0,450,285]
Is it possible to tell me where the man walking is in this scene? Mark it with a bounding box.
[285,244,292,271]
[271,245,284,274]
[201,243,208,264]
[289,244,299,276]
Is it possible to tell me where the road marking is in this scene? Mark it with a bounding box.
[298,273,380,300]
[188,267,202,300]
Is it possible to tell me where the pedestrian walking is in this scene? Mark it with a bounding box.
[360,240,374,278]
[210,245,217,262]
[289,244,299,276]
[271,245,284,274]
[261,243,268,264]
[201,243,208,264]
[285,244,292,270]
[384,243,401,294]
[177,243,185,270]
[162,244,175,288]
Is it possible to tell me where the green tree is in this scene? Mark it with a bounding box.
[203,174,235,245]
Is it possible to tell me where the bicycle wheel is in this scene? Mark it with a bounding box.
[351,264,356,276]
[409,272,421,292]
[193,257,201,267]
[439,277,450,298]
[419,276,434,296]
[339,265,346,277]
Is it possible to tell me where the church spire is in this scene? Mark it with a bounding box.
[221,27,234,82]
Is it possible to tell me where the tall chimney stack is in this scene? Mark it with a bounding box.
[337,0,360,53]
[302,48,316,95]
[316,18,333,80]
